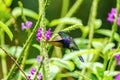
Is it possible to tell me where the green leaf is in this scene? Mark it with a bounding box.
[92,41,103,50]
[25,59,37,64]
[58,72,78,78]
[32,44,40,51]
[63,49,97,60]
[12,7,38,20]
[94,19,102,29]
[103,43,115,53]
[0,21,13,41]
[96,67,104,78]
[9,46,22,58]
[50,17,82,26]
[50,58,75,71]
[95,29,120,41]
[4,0,13,6]
[49,65,60,80]
[103,75,113,80]
[74,38,88,49]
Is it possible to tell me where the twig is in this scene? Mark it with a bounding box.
[0,46,28,79]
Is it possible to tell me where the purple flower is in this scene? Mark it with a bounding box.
[21,21,33,30]
[37,73,42,80]
[115,73,120,80]
[117,14,120,26]
[37,55,41,63]
[114,54,120,66]
[36,28,43,42]
[26,21,33,28]
[27,75,32,80]
[107,8,116,23]
[45,28,52,40]
[30,67,36,75]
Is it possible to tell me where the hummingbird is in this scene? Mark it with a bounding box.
[47,31,84,62]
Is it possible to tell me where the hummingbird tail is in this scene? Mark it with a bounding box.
[78,56,84,62]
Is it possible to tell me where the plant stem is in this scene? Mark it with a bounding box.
[81,0,99,79]
[54,0,83,33]
[109,0,120,42]
[17,43,30,80]
[34,56,44,80]
[1,52,7,79]
[61,0,69,17]
[65,0,83,17]
[0,46,28,79]
[6,13,42,80]
[75,71,92,80]
[0,28,7,78]
[87,0,99,49]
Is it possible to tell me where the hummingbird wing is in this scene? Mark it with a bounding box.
[46,40,64,48]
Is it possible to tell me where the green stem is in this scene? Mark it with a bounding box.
[109,0,120,42]
[54,0,83,33]
[6,14,42,80]
[81,0,99,79]
[1,53,7,78]
[0,28,7,78]
[61,0,69,17]
[107,55,114,71]
[110,60,117,71]
[17,43,30,80]
[103,56,108,71]
[0,46,27,79]
[65,0,83,17]
[18,1,27,22]
[87,0,99,49]
[34,56,44,80]
[75,71,91,80]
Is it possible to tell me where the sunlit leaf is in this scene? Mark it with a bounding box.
[12,7,38,20]
[50,17,82,26]
[95,29,119,41]
[25,59,37,64]
[9,46,22,58]
[103,43,115,53]
[94,19,102,29]
[96,67,104,78]
[50,65,60,80]
[50,58,75,71]
[32,44,40,51]
[57,72,78,78]
[63,49,98,60]
[4,0,13,6]
[0,21,13,41]
[92,41,103,50]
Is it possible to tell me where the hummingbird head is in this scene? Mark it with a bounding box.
[58,31,64,35]
[58,31,67,36]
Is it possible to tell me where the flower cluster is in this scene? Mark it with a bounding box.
[114,54,120,66]
[37,55,41,63]
[115,73,120,80]
[27,68,42,80]
[36,28,52,42]
[107,8,120,26]
[21,21,33,30]
[36,28,43,42]
[45,28,52,40]
[27,55,42,80]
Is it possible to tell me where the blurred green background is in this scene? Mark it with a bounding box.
[0,0,117,79]
[9,0,116,57]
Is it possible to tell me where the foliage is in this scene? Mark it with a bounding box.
[0,0,120,80]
